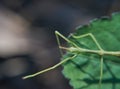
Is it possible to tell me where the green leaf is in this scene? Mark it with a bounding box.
[62,12,120,89]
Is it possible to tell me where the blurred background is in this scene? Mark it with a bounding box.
[0,0,120,89]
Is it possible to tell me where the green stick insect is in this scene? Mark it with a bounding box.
[22,31,120,89]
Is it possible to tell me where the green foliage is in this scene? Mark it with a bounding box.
[62,12,120,89]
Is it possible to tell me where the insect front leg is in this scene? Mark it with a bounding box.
[23,31,78,79]
[23,54,77,79]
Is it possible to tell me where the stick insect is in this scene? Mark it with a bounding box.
[23,31,120,89]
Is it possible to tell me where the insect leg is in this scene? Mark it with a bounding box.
[55,31,80,49]
[72,33,103,50]
[23,54,77,79]
[72,33,104,88]
[23,31,78,79]
[55,31,64,56]
[99,56,103,89]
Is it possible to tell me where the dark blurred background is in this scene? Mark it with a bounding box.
[0,0,120,89]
